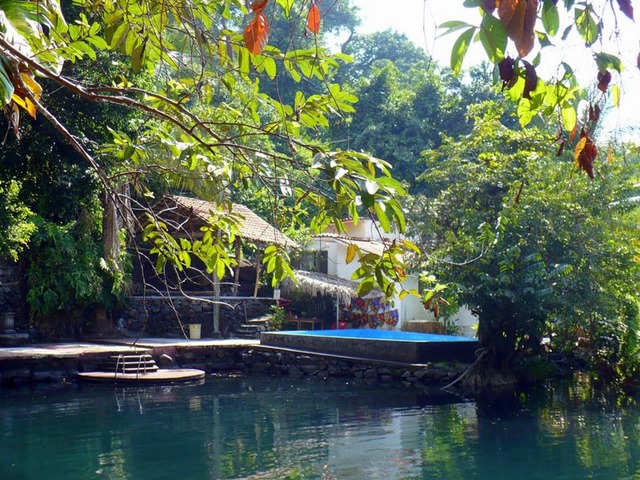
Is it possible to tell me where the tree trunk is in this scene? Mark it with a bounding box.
[467,310,519,388]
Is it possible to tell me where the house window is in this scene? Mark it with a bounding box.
[316,251,328,274]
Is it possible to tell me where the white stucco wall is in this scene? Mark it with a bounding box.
[334,243,359,279]
[307,226,479,336]
[323,218,401,242]
[449,306,478,337]
[398,276,426,325]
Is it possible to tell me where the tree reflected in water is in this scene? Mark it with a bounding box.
[2,377,640,479]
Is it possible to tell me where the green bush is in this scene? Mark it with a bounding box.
[26,214,130,337]
[267,305,286,331]
[0,181,37,261]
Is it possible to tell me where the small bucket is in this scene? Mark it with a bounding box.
[2,312,15,333]
[188,323,202,340]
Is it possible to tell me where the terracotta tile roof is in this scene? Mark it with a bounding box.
[166,195,298,248]
[312,233,387,256]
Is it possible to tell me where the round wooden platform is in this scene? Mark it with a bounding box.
[77,368,205,384]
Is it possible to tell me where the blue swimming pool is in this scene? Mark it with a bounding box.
[279,328,476,342]
[260,328,478,364]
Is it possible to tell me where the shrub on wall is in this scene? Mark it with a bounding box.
[0,181,37,261]
[26,213,130,338]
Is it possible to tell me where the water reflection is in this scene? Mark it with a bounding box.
[1,377,640,479]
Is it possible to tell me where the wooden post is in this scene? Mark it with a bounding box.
[213,269,220,334]
[253,245,262,298]
[233,238,242,296]
[213,197,222,334]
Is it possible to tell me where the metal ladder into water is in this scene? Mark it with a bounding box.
[112,353,159,379]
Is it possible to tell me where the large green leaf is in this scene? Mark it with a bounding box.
[541,0,560,36]
[575,7,598,46]
[478,14,506,63]
[0,57,14,106]
[594,52,623,74]
[450,27,475,75]
[439,20,474,35]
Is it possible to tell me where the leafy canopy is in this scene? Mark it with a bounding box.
[0,0,414,298]
[446,0,634,177]
[411,102,640,378]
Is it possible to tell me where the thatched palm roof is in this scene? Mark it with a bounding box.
[156,195,298,248]
[282,270,382,305]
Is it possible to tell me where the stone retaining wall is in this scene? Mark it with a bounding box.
[0,359,78,386]
[121,296,272,337]
[0,354,112,387]
[0,260,26,329]
[1,344,470,390]
[173,345,469,389]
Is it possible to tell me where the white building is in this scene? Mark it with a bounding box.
[300,218,477,336]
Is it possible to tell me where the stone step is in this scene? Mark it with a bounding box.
[109,354,154,361]
[241,323,265,331]
[235,325,261,339]
[114,365,159,374]
[247,316,270,325]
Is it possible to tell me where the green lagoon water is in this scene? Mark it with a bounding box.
[1,375,639,479]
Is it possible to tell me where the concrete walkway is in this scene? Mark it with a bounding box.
[0,343,149,361]
[100,337,259,348]
[0,338,259,361]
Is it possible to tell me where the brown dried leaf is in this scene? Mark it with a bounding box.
[597,70,611,92]
[514,180,524,204]
[568,122,578,143]
[616,0,634,20]
[497,0,537,57]
[250,0,269,14]
[497,0,520,26]
[522,60,537,99]
[519,0,537,56]
[574,135,597,179]
[4,103,20,138]
[394,266,406,278]
[482,0,497,13]
[498,56,516,91]
[244,13,269,55]
[307,3,321,34]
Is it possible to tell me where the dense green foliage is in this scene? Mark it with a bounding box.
[326,30,509,188]
[0,181,36,261]
[0,0,639,392]
[0,0,414,334]
[411,103,640,384]
[0,9,137,330]
[26,213,129,336]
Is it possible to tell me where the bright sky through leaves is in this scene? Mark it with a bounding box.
[352,0,640,141]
